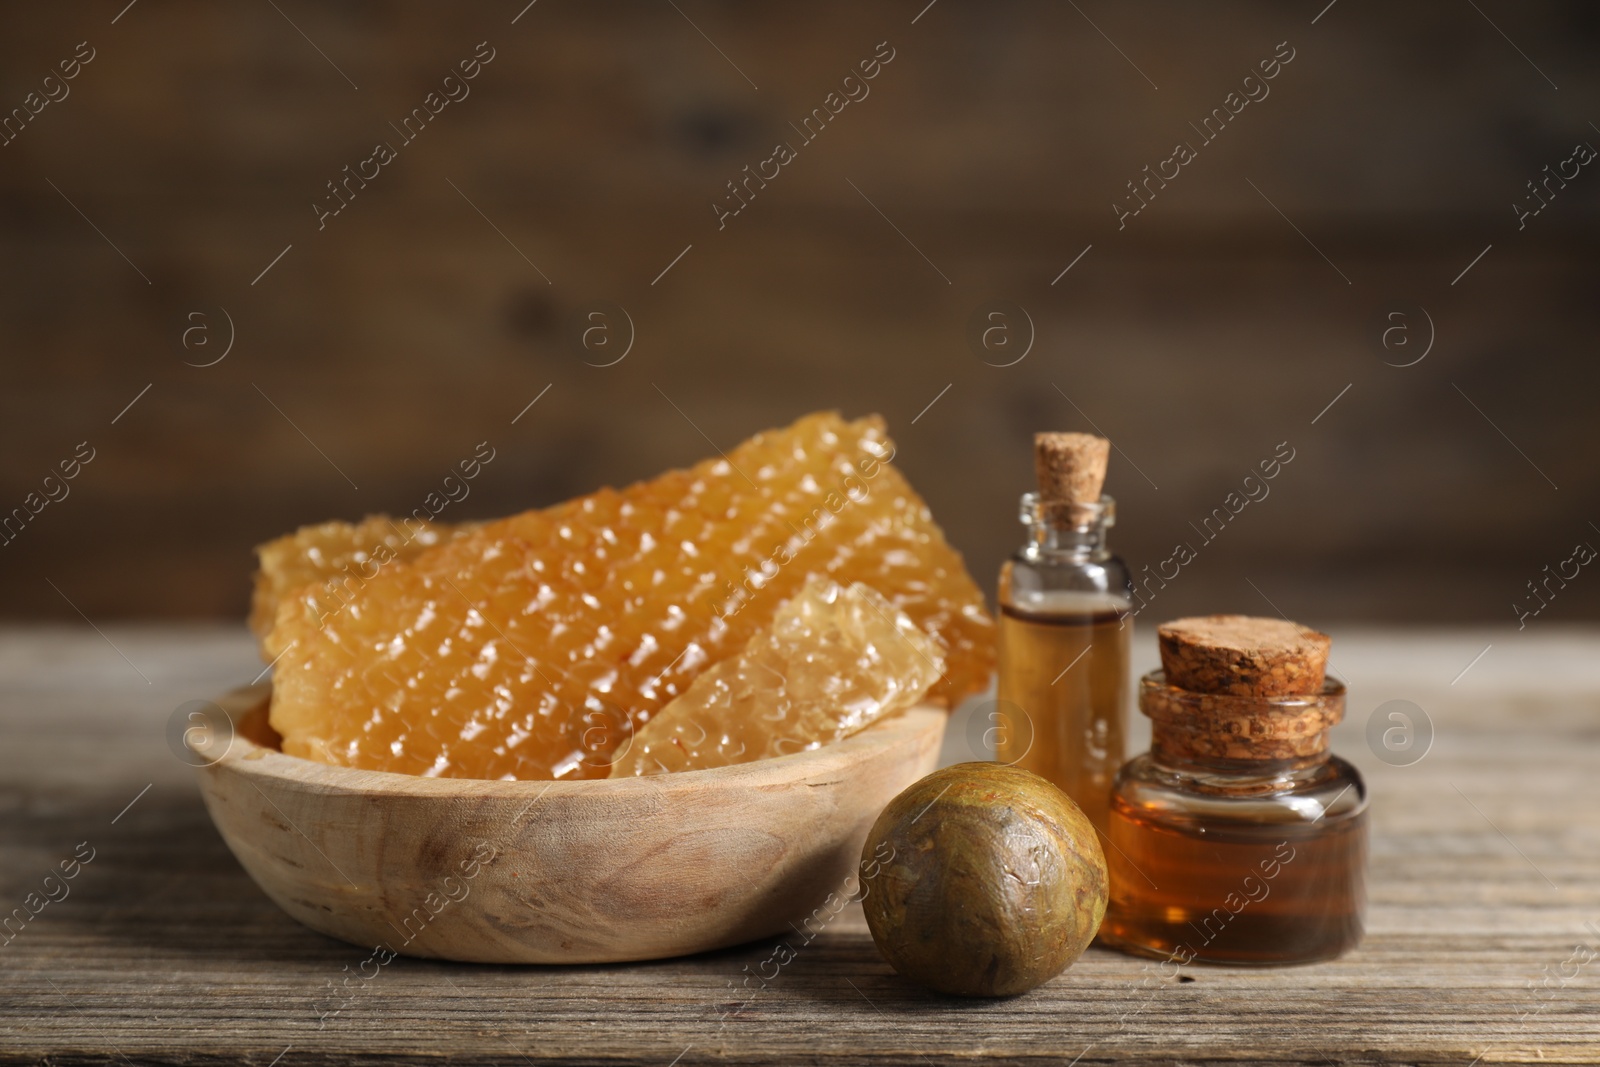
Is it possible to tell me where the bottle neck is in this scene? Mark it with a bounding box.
[1019,492,1114,562]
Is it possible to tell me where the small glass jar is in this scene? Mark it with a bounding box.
[995,493,1132,835]
[1098,671,1368,966]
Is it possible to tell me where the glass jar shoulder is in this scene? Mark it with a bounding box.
[1112,753,1367,829]
[1001,554,1133,613]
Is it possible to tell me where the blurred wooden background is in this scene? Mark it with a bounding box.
[1,0,1596,626]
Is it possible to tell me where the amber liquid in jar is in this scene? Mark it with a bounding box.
[1102,767,1367,965]
[996,598,1129,835]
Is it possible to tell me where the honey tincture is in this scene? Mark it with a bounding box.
[995,432,1132,836]
[1100,615,1369,966]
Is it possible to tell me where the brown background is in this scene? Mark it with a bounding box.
[1,1,1596,627]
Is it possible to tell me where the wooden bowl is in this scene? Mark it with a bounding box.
[192,684,946,964]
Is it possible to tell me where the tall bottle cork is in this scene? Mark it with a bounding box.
[1033,432,1109,526]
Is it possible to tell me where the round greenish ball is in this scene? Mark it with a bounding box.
[860,762,1108,997]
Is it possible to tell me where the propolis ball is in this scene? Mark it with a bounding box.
[859,762,1108,997]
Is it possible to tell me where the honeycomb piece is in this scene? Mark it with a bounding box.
[608,578,943,778]
[267,412,995,780]
[249,515,475,653]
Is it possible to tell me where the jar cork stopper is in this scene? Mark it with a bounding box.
[1157,615,1330,698]
[1146,615,1339,763]
[1033,433,1109,525]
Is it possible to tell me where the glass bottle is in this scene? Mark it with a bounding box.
[1099,671,1369,966]
[995,492,1132,836]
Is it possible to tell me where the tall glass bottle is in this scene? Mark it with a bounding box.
[995,493,1132,835]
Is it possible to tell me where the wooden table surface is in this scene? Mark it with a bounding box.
[3,624,1598,1066]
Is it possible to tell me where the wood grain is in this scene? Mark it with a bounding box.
[0,2,1597,625]
[195,686,945,965]
[2,625,1599,1065]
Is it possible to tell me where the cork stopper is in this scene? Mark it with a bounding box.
[1033,432,1110,506]
[1157,615,1330,698]
[1146,615,1339,763]
[1140,674,1345,763]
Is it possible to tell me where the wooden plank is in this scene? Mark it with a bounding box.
[1,2,1597,625]
[2,626,1599,1064]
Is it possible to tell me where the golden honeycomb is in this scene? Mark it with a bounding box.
[608,578,943,777]
[250,515,473,653]
[264,412,994,780]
